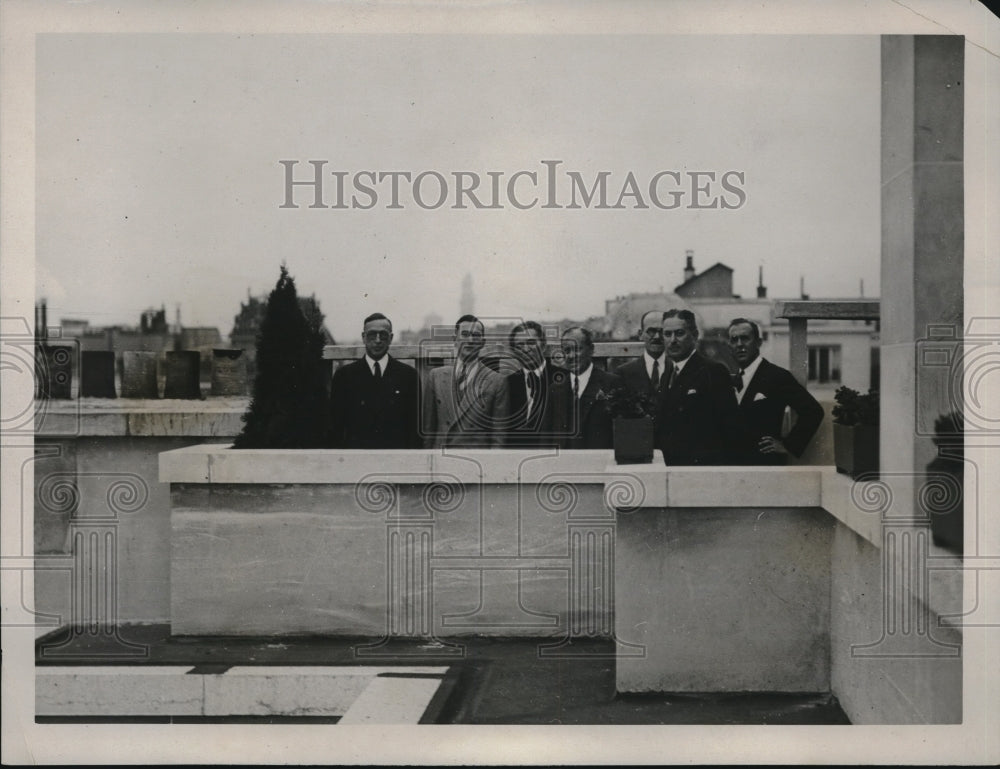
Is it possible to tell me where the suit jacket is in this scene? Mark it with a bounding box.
[328,356,421,449]
[737,357,824,464]
[504,363,564,448]
[552,366,623,450]
[422,362,509,448]
[615,355,673,399]
[655,351,742,465]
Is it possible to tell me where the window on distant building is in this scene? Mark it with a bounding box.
[808,345,842,384]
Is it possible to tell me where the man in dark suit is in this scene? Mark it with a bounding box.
[728,317,824,465]
[328,312,420,448]
[554,326,622,449]
[655,309,741,465]
[505,320,563,447]
[615,309,673,399]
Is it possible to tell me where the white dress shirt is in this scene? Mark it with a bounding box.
[643,351,667,384]
[365,354,388,377]
[570,363,594,398]
[734,354,764,404]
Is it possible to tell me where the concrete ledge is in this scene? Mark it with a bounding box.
[36,665,448,720]
[160,445,662,485]
[36,398,249,438]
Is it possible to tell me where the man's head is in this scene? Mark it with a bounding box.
[727,318,762,369]
[639,309,666,357]
[362,312,393,360]
[454,314,485,363]
[509,321,546,371]
[560,326,595,375]
[661,309,698,362]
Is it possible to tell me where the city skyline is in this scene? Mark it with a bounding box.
[36,34,881,344]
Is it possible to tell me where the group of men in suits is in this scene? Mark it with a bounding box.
[328,310,823,465]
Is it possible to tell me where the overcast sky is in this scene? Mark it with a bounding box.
[36,34,881,343]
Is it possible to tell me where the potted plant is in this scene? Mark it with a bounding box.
[926,410,963,553]
[831,385,879,478]
[233,265,329,449]
[598,386,658,464]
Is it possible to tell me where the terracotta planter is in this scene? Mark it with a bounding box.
[832,422,878,479]
[613,417,654,465]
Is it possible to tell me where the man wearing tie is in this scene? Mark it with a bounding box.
[655,309,741,465]
[554,326,622,449]
[728,317,824,465]
[505,321,563,447]
[328,312,420,448]
[614,309,673,398]
[422,314,509,448]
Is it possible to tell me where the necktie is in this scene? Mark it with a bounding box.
[650,359,660,390]
[667,364,677,390]
[526,371,540,415]
[373,360,382,380]
[732,369,744,391]
[573,374,580,400]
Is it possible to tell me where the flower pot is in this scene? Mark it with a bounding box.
[926,454,963,554]
[832,422,878,479]
[613,417,654,465]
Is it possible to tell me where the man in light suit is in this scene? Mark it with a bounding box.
[422,314,509,448]
[655,309,742,465]
[728,317,824,465]
[553,326,622,449]
[505,320,564,448]
[328,312,420,449]
[614,309,673,399]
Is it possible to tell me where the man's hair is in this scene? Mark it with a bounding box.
[638,309,663,331]
[663,308,699,336]
[508,320,545,347]
[454,314,482,333]
[561,325,595,349]
[727,317,762,341]
[363,312,392,331]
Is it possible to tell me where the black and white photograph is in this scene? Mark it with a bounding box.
[2,0,998,764]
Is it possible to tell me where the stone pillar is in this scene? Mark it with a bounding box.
[36,344,73,399]
[163,351,201,399]
[121,351,159,398]
[881,35,963,478]
[80,351,117,398]
[210,348,248,396]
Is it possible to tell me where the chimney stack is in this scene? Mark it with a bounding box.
[756,265,767,298]
[683,249,695,281]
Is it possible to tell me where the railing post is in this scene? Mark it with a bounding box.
[788,317,808,387]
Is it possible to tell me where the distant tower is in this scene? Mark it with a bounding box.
[799,276,809,301]
[756,265,767,298]
[860,278,865,297]
[175,304,182,334]
[460,273,475,316]
[683,250,696,282]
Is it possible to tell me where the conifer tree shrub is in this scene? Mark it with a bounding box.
[232,265,328,448]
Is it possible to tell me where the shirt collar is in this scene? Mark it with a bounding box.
[735,355,765,402]
[573,363,594,395]
[672,351,695,375]
[643,351,666,377]
[740,354,764,381]
[365,354,388,375]
[456,358,479,380]
[524,361,546,379]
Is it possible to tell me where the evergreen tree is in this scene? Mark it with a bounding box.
[233,265,328,448]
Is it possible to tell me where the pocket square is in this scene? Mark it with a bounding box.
[753,392,767,401]
[686,388,698,395]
